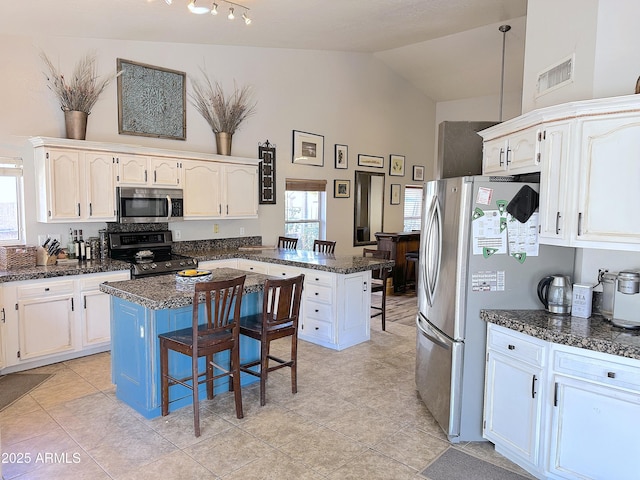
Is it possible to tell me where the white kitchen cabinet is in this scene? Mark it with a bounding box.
[223,164,258,218]
[482,126,542,175]
[300,270,334,346]
[34,147,117,222]
[483,324,546,474]
[538,122,573,244]
[0,288,5,370]
[199,259,239,270]
[547,345,640,480]
[116,154,148,185]
[236,259,269,274]
[267,264,301,279]
[116,155,181,187]
[16,280,75,361]
[79,271,130,347]
[182,160,222,218]
[149,157,181,187]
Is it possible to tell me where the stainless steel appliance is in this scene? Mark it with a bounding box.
[537,274,573,314]
[415,176,574,442]
[109,230,196,278]
[116,187,184,223]
[601,271,640,328]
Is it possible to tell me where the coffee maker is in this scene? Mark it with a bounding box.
[601,271,640,329]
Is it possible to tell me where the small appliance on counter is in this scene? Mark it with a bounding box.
[537,275,573,314]
[601,271,640,328]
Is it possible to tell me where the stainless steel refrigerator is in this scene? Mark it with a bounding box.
[415,176,574,443]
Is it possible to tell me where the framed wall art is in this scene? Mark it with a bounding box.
[390,184,401,205]
[334,179,350,198]
[389,154,405,176]
[335,144,348,169]
[357,154,384,168]
[117,59,186,140]
[413,165,425,181]
[258,140,276,204]
[292,130,324,166]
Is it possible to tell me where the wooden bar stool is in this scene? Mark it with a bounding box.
[158,275,246,437]
[404,250,419,292]
[313,239,336,253]
[363,248,391,330]
[278,236,298,249]
[239,274,304,406]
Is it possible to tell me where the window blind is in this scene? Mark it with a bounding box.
[285,178,327,192]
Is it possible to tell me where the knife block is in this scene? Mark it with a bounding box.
[36,246,58,266]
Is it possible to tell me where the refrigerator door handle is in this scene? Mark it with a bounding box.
[422,194,442,307]
[416,313,450,350]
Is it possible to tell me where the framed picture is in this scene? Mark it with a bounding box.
[390,184,401,205]
[258,140,276,205]
[334,179,350,198]
[413,165,425,181]
[117,58,186,140]
[389,154,405,176]
[335,144,348,169]
[292,130,324,166]
[358,154,384,168]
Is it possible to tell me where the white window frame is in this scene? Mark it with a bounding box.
[403,184,422,232]
[284,179,327,250]
[0,157,25,246]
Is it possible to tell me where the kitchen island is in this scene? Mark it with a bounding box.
[100,268,267,419]
[481,309,640,480]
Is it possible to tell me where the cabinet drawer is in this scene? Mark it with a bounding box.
[237,260,269,274]
[305,284,332,304]
[200,259,238,270]
[305,300,334,322]
[17,280,74,299]
[487,325,546,367]
[553,349,640,391]
[300,317,332,342]
[305,270,333,287]
[267,265,300,278]
[79,271,130,290]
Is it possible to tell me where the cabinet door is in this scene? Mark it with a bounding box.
[505,127,541,174]
[47,149,82,220]
[81,290,111,346]
[539,122,572,243]
[483,138,507,174]
[336,271,370,349]
[150,157,181,187]
[199,259,238,270]
[182,160,222,218]
[0,288,5,370]
[84,152,117,221]
[117,155,149,185]
[18,295,74,360]
[223,165,258,218]
[575,116,640,244]
[549,375,640,480]
[484,351,542,467]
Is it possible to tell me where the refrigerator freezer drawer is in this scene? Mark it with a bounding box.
[415,313,464,441]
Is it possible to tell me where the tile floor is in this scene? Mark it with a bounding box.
[0,295,532,479]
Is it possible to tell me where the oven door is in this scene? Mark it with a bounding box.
[117,187,183,223]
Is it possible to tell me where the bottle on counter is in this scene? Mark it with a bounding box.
[85,241,92,261]
[73,230,79,260]
[78,229,86,262]
[67,228,76,259]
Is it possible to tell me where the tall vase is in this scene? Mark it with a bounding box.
[64,110,88,140]
[215,132,233,156]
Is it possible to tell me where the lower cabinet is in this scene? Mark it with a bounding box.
[484,324,640,480]
[199,259,238,270]
[0,270,130,373]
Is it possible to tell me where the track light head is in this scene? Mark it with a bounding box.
[242,12,251,25]
[211,3,218,15]
[228,7,235,19]
[188,0,210,14]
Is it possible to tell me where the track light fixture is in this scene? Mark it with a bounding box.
[176,0,251,24]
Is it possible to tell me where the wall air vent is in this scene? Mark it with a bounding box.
[536,55,574,97]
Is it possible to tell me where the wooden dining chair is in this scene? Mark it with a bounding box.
[158,275,246,437]
[313,239,336,254]
[363,248,391,331]
[278,236,298,249]
[239,274,305,406]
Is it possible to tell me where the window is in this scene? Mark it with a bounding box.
[0,157,24,245]
[403,185,422,231]
[285,178,327,250]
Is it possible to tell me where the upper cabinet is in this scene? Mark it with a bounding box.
[480,94,640,251]
[482,125,542,175]
[30,137,259,223]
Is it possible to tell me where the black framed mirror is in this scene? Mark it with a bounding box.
[353,170,385,246]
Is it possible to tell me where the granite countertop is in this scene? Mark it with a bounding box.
[99,268,269,310]
[481,309,640,360]
[0,259,131,283]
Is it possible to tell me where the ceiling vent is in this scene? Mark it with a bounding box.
[536,55,574,97]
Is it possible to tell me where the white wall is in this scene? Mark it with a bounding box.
[0,34,434,254]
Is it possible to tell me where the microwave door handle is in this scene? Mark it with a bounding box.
[166,195,172,221]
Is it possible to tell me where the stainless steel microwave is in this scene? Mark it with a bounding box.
[116,187,184,223]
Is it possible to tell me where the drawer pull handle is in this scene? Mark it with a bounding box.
[315,292,319,296]
[607,371,616,379]
[45,287,50,291]
[507,344,515,350]
[315,326,319,330]
[315,278,319,281]
[315,309,319,313]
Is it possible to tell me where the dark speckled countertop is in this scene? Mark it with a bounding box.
[481,309,640,360]
[0,259,131,283]
[99,268,269,310]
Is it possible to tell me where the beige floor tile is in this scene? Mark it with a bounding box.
[223,449,324,480]
[29,374,99,409]
[323,404,405,447]
[373,425,450,471]
[0,393,44,421]
[117,450,218,480]
[3,448,111,480]
[326,449,418,480]
[0,408,59,447]
[239,406,320,447]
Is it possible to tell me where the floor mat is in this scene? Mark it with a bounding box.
[0,373,52,411]
[421,448,529,480]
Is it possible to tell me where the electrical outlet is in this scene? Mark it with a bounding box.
[240,227,245,235]
[213,224,219,233]
[174,230,181,240]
